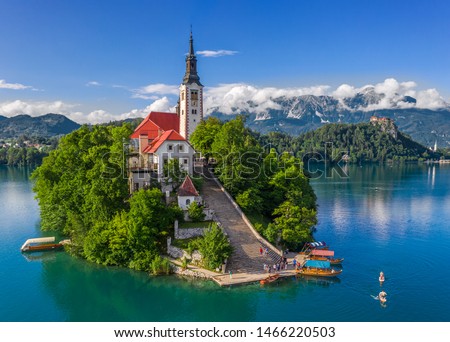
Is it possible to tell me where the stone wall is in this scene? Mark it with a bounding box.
[171,265,212,279]
[174,219,207,239]
[166,237,203,265]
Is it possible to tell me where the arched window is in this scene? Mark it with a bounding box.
[186,199,191,205]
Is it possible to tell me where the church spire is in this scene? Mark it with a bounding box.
[189,28,194,56]
[183,30,202,86]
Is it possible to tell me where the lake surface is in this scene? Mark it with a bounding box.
[1,164,449,322]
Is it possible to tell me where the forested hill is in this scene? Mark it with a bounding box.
[0,114,80,139]
[258,120,439,163]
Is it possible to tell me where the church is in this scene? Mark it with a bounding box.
[128,32,203,193]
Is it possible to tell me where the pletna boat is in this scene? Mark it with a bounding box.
[309,249,344,265]
[20,237,68,253]
[299,241,329,255]
[296,260,342,277]
[260,273,280,285]
[310,256,344,265]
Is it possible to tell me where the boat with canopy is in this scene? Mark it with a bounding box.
[20,237,69,252]
[297,260,342,277]
[299,241,329,255]
[309,249,344,265]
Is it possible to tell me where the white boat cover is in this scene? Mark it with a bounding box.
[21,237,55,251]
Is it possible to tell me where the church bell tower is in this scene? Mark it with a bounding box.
[178,31,203,140]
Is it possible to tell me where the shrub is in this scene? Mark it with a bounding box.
[187,201,205,222]
[196,223,233,270]
[149,255,172,275]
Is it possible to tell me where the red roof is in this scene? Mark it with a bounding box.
[148,112,179,132]
[178,175,199,197]
[130,112,179,139]
[144,129,186,153]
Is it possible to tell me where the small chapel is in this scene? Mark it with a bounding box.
[128,32,203,193]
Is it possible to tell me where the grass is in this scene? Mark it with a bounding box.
[179,220,214,229]
[171,236,203,250]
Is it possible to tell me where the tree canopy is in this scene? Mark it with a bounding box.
[191,116,317,248]
[32,124,181,272]
[258,122,439,164]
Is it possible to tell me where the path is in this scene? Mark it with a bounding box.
[200,169,281,273]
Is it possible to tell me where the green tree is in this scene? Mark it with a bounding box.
[271,201,317,249]
[128,188,175,253]
[32,124,132,234]
[211,116,263,195]
[187,201,205,222]
[236,188,263,213]
[190,116,223,158]
[197,223,233,270]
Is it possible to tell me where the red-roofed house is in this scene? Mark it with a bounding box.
[128,125,196,192]
[177,175,201,209]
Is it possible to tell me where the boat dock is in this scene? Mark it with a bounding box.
[212,253,308,286]
[170,253,308,286]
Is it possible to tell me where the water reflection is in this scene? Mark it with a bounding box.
[312,164,447,241]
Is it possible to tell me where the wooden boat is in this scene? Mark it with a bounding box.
[297,267,342,277]
[310,255,344,265]
[25,243,63,252]
[296,260,342,277]
[21,237,69,253]
[260,273,280,285]
[308,248,343,265]
[300,241,328,254]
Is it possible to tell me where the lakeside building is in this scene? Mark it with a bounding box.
[128,32,203,193]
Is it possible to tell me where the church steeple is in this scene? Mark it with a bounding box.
[188,30,194,56]
[183,30,202,86]
[179,30,204,140]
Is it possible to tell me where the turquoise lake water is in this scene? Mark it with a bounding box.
[1,164,449,322]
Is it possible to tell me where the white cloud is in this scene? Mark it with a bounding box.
[86,81,101,87]
[2,78,447,125]
[120,97,173,120]
[132,83,179,99]
[197,50,238,57]
[332,84,358,99]
[204,83,329,114]
[0,79,34,90]
[415,88,447,109]
[329,78,447,111]
[0,100,77,117]
[0,96,175,125]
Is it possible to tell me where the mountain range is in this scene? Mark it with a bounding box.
[1,88,449,147]
[0,114,80,139]
[209,87,450,148]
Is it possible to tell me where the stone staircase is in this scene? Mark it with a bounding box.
[200,170,282,274]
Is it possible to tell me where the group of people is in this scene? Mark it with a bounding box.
[262,256,292,274]
[263,260,288,273]
[259,246,303,274]
[378,271,387,304]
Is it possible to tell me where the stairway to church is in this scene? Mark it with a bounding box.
[200,170,281,274]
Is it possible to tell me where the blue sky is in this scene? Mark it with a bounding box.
[1,0,449,123]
